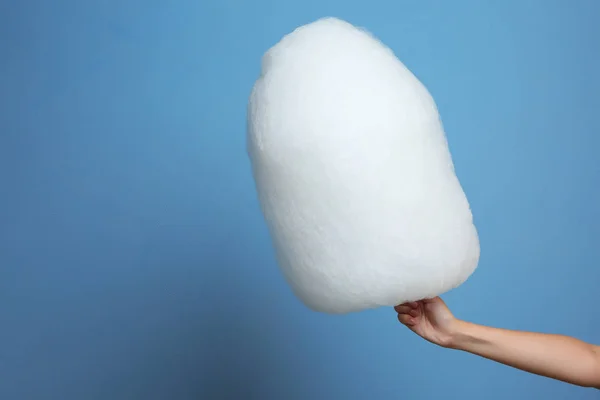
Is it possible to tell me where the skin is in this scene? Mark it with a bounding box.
[395,297,600,389]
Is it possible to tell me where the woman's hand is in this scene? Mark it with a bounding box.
[394,296,459,348]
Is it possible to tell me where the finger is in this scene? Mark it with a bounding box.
[394,301,418,311]
[395,305,420,317]
[394,305,411,314]
[397,313,415,326]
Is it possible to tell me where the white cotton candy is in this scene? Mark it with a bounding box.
[246,17,480,314]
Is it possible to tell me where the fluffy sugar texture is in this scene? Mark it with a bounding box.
[246,17,480,314]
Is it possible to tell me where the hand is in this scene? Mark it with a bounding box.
[394,296,458,348]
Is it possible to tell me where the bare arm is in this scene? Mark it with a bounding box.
[449,320,600,388]
[395,297,600,389]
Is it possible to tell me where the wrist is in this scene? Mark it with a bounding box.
[444,319,472,349]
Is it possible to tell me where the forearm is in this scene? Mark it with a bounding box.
[448,320,600,388]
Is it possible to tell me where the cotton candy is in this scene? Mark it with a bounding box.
[246,17,480,314]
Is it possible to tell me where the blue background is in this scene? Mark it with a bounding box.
[1,0,598,399]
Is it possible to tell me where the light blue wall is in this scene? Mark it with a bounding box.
[1,1,598,399]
